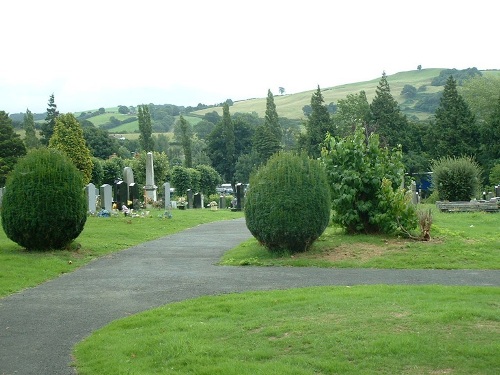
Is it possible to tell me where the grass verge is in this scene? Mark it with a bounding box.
[0,209,243,298]
[73,285,500,374]
[220,205,500,269]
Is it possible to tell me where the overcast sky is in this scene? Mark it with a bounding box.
[1,0,498,114]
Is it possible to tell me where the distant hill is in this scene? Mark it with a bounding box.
[10,68,500,136]
[191,68,500,122]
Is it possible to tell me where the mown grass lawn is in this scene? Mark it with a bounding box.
[221,205,500,269]
[74,285,500,375]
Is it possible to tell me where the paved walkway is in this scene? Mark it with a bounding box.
[1,218,499,374]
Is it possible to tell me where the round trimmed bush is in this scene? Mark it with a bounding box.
[431,156,482,201]
[1,149,87,250]
[245,152,331,253]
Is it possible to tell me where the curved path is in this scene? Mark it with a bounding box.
[1,218,499,374]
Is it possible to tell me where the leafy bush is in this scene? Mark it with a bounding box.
[1,149,87,250]
[431,156,482,201]
[321,128,417,234]
[245,152,330,253]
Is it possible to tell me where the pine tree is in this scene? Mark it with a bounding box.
[138,104,154,151]
[299,86,333,158]
[369,72,409,150]
[479,95,500,170]
[254,89,282,163]
[0,111,27,186]
[40,93,59,145]
[49,113,93,185]
[429,76,478,159]
[221,103,236,183]
[178,115,193,168]
[23,109,40,149]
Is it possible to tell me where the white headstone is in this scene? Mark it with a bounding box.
[163,182,171,209]
[85,183,97,214]
[100,184,113,211]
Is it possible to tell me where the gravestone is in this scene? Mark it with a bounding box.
[85,183,97,214]
[410,181,418,205]
[495,185,500,197]
[187,189,194,209]
[193,193,202,208]
[100,184,113,211]
[163,182,171,209]
[129,183,140,205]
[235,183,244,211]
[144,152,157,202]
[115,180,128,209]
[123,166,134,202]
[219,194,226,209]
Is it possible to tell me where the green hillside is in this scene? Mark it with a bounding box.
[192,68,500,121]
[73,68,500,135]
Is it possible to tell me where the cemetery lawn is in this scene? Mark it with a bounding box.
[73,285,500,374]
[0,209,244,298]
[221,205,500,269]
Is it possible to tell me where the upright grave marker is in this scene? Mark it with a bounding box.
[144,152,157,202]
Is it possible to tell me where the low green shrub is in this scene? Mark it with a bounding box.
[1,149,87,250]
[431,156,482,201]
[245,152,330,253]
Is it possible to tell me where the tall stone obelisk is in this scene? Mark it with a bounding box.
[144,152,157,202]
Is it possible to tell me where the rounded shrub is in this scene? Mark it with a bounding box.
[245,152,330,253]
[1,149,87,250]
[431,156,482,201]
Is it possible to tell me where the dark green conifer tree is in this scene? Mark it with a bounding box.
[299,86,333,158]
[428,76,478,159]
[23,108,40,149]
[369,72,409,150]
[178,115,193,168]
[40,93,59,145]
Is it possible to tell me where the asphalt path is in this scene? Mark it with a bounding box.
[1,218,499,374]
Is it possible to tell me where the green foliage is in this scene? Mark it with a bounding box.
[82,123,119,159]
[171,165,191,195]
[129,151,170,187]
[22,109,40,149]
[195,164,221,196]
[489,164,500,185]
[400,84,417,98]
[333,90,371,137]
[245,152,330,253]
[90,157,104,186]
[49,113,94,185]
[431,156,482,201]
[101,157,124,185]
[1,149,87,250]
[431,67,482,86]
[178,115,193,167]
[0,111,27,186]
[321,128,417,234]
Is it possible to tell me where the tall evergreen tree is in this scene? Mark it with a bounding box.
[428,76,478,159]
[335,91,371,137]
[178,115,193,168]
[0,111,27,186]
[264,89,282,142]
[254,89,282,163]
[138,104,154,151]
[40,93,59,145]
[369,72,409,150]
[479,95,500,171]
[221,103,235,183]
[49,113,93,185]
[299,86,333,158]
[23,108,40,149]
